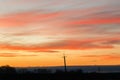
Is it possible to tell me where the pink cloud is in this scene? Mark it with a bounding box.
[0,10,63,27]
[0,37,119,52]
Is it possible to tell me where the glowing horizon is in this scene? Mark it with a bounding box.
[0,0,120,67]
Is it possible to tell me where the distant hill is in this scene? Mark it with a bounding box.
[16,65,120,73]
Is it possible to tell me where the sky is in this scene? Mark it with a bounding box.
[0,0,120,67]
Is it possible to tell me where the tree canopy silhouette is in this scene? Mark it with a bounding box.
[0,65,16,74]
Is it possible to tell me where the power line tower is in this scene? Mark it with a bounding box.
[93,60,101,73]
[63,52,67,73]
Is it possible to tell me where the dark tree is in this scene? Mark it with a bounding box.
[0,65,16,74]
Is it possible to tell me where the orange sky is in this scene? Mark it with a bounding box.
[0,0,120,67]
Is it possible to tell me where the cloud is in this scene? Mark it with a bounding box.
[0,10,63,27]
[0,2,119,28]
[0,53,37,57]
[0,37,120,53]
[0,0,120,53]
[0,1,119,39]
[29,50,59,53]
[66,18,120,26]
[103,40,120,45]
[42,37,120,50]
[102,55,120,60]
[81,54,120,60]
[0,43,59,53]
[43,40,113,50]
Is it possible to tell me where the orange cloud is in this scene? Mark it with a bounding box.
[102,55,120,60]
[0,43,59,53]
[81,54,120,60]
[0,53,37,57]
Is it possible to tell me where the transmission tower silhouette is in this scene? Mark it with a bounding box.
[63,52,67,73]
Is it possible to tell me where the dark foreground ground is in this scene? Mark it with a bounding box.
[0,73,120,80]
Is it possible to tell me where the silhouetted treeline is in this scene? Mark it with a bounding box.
[0,65,83,74]
[0,65,16,74]
[0,65,120,80]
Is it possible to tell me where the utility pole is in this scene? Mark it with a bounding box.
[63,52,67,73]
[97,66,101,73]
[93,60,100,73]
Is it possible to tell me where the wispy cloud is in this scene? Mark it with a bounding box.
[0,53,37,57]
[0,37,120,52]
[81,54,120,60]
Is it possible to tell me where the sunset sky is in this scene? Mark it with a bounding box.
[0,0,120,67]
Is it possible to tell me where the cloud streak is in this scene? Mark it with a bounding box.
[0,53,37,57]
[0,37,120,52]
[81,54,120,60]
